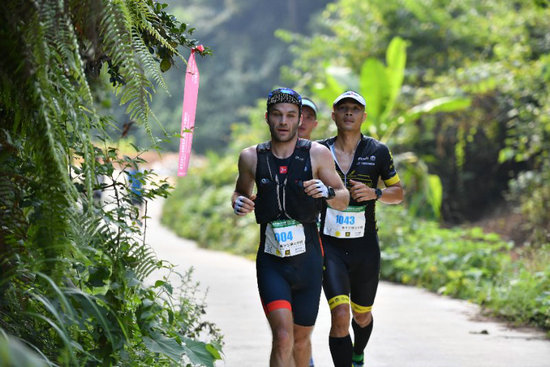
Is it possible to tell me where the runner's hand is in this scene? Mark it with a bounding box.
[233,195,255,215]
[303,179,329,198]
[349,179,376,202]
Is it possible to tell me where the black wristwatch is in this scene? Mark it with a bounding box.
[375,188,383,200]
[327,186,336,200]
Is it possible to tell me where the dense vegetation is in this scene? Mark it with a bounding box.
[163,0,550,333]
[0,1,222,365]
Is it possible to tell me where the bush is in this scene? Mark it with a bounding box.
[1,147,223,366]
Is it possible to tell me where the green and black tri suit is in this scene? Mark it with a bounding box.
[318,134,400,313]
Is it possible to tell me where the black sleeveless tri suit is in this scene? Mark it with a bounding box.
[254,139,324,326]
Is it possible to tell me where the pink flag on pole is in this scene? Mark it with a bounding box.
[177,45,204,177]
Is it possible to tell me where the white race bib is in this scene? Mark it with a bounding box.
[265,219,306,258]
[323,206,366,238]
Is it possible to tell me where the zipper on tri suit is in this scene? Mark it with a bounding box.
[329,139,362,187]
[330,143,347,186]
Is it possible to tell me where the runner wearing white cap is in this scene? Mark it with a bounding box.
[319,90,404,367]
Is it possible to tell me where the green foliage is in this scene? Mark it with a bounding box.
[393,152,443,219]
[1,146,223,366]
[507,168,550,246]
[486,246,550,330]
[0,0,221,365]
[498,53,550,246]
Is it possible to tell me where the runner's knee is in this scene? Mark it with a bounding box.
[293,325,312,347]
[272,326,293,349]
[293,334,310,354]
[331,303,350,332]
[353,310,372,327]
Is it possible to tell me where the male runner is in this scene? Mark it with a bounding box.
[298,97,319,140]
[232,88,349,367]
[319,91,404,367]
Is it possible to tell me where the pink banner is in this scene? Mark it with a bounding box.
[177,45,204,176]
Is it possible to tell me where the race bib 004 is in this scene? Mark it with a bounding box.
[265,219,306,258]
[323,206,366,238]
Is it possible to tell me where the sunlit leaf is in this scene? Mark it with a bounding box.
[360,58,388,123]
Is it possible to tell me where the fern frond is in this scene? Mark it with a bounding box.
[126,0,183,61]
[131,0,184,61]
[100,0,154,137]
[130,242,160,280]
[143,22,183,60]
[132,30,167,91]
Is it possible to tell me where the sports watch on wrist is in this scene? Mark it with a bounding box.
[375,188,383,200]
[326,186,336,200]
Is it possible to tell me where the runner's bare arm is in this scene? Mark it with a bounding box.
[305,142,349,211]
[232,146,257,216]
[349,179,403,204]
[378,181,404,204]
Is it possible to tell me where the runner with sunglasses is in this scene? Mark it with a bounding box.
[232,88,349,367]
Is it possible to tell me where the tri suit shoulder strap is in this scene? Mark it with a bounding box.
[295,138,311,151]
[317,136,336,149]
[257,141,271,154]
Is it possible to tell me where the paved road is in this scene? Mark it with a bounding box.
[146,199,550,367]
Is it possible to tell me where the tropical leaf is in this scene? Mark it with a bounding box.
[312,64,347,107]
[427,174,443,219]
[360,58,388,128]
[384,37,407,117]
[404,96,472,121]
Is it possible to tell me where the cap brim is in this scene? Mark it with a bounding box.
[302,100,318,114]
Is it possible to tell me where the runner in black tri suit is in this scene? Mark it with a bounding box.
[319,91,404,367]
[231,88,349,367]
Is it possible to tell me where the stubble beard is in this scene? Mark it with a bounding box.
[269,122,299,143]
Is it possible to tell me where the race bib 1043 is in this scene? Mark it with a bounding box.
[264,219,306,258]
[323,206,366,238]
